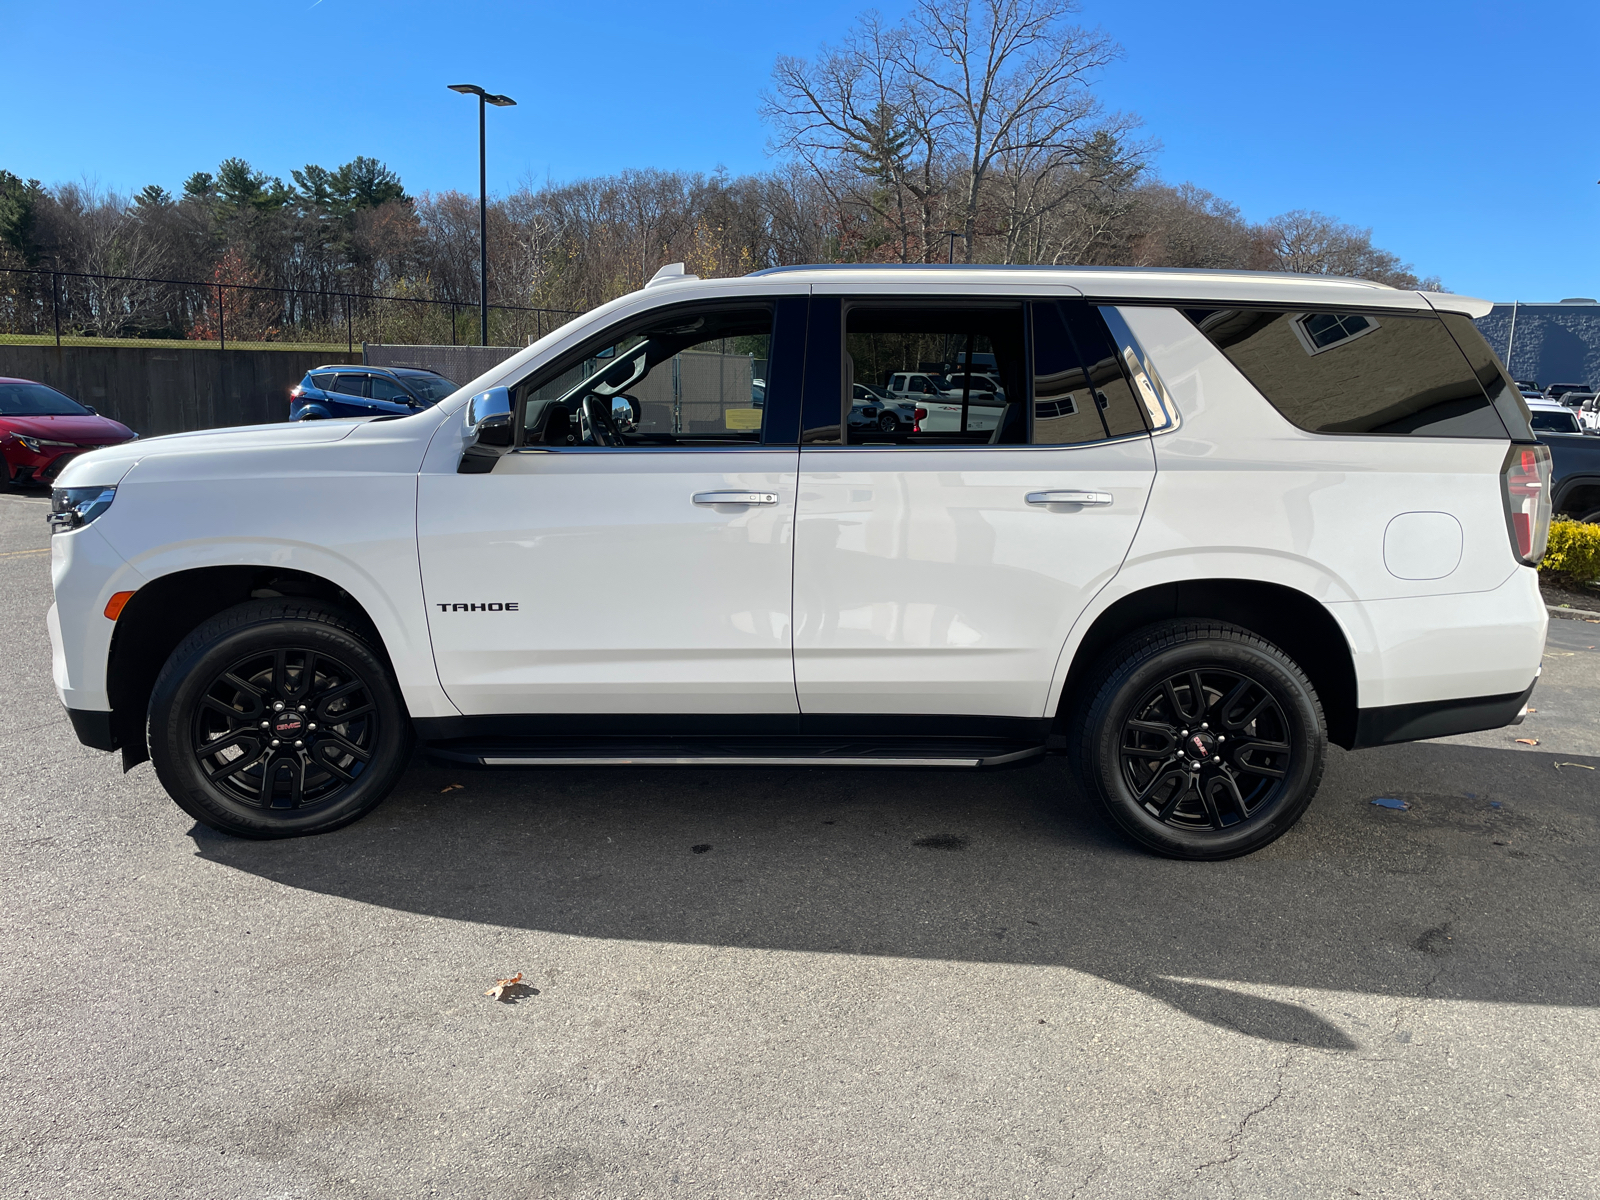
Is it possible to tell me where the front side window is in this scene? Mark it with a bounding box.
[1186,307,1509,438]
[370,376,411,403]
[0,382,89,416]
[842,303,1027,446]
[517,304,772,447]
[401,374,458,404]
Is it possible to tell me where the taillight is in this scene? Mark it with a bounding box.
[1500,443,1552,565]
[914,407,927,420]
[289,386,302,400]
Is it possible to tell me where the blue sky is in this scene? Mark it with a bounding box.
[3,0,1595,300]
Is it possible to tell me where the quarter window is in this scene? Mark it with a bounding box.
[1186,307,1510,438]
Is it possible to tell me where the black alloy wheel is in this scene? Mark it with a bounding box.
[1118,667,1292,832]
[148,601,412,838]
[1074,621,1326,860]
[190,646,378,811]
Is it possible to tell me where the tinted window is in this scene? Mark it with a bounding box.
[1530,408,1582,433]
[332,373,371,398]
[401,374,457,403]
[369,376,411,403]
[1031,301,1149,444]
[517,304,773,447]
[309,372,337,391]
[1186,308,1509,438]
[1437,312,1534,440]
[0,383,89,416]
[842,304,1027,445]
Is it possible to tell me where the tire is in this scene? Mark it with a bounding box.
[147,601,413,839]
[1072,621,1326,860]
[878,413,900,432]
[1578,509,1600,525]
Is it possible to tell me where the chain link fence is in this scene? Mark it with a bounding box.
[0,266,579,352]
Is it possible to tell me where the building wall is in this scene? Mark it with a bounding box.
[1474,303,1600,387]
[0,345,359,437]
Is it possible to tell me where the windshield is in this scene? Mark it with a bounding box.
[1531,409,1581,433]
[400,375,457,404]
[0,383,90,416]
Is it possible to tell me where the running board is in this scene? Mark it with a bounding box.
[424,737,1047,770]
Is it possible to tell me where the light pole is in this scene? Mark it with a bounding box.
[941,230,964,264]
[448,83,516,346]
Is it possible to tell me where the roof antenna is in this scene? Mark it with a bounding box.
[648,262,699,288]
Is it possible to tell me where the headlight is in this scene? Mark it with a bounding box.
[16,435,42,454]
[48,486,117,533]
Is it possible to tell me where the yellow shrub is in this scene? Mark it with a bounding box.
[1541,518,1600,583]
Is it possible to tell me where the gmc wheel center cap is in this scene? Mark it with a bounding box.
[273,712,306,738]
[1188,731,1218,759]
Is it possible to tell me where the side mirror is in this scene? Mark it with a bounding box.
[458,387,515,474]
[610,395,640,434]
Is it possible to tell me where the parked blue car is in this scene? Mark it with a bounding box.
[289,365,459,420]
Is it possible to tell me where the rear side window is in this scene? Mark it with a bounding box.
[332,373,371,398]
[309,372,337,391]
[1185,308,1509,438]
[1031,301,1150,445]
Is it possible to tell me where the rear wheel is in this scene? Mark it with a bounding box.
[1073,621,1326,860]
[148,601,412,838]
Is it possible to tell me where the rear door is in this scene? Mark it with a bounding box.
[792,295,1156,718]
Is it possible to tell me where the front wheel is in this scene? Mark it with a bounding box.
[1073,621,1326,860]
[878,413,900,432]
[148,601,413,838]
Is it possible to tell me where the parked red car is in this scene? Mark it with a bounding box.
[1,377,137,488]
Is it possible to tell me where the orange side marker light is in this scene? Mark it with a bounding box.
[104,591,136,621]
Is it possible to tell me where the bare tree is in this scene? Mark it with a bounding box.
[898,0,1120,261]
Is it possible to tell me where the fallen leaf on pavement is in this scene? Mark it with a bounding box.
[1526,708,1537,713]
[485,972,524,1001]
[1554,762,1596,771]
[441,784,464,793]
[1515,738,1539,746]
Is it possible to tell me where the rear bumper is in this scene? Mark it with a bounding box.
[1351,679,1536,748]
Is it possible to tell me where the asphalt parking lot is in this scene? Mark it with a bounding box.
[2,490,1597,1199]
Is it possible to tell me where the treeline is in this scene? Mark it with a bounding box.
[0,0,1441,343]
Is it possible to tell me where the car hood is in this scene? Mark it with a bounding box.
[52,417,371,489]
[2,413,135,442]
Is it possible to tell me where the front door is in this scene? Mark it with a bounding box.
[793,296,1157,718]
[417,297,805,717]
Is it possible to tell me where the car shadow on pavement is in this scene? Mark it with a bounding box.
[191,741,1600,1050]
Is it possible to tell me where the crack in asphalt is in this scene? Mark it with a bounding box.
[1191,1050,1295,1186]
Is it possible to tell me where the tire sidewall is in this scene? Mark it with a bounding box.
[149,613,410,838]
[1087,633,1324,860]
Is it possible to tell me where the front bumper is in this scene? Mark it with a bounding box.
[4,444,82,486]
[66,707,118,751]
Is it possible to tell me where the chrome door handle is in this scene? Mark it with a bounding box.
[692,491,778,506]
[1026,490,1113,506]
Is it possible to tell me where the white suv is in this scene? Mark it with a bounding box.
[46,265,1551,860]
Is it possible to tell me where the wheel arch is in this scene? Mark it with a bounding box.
[105,565,385,767]
[1553,473,1600,519]
[1053,578,1361,750]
